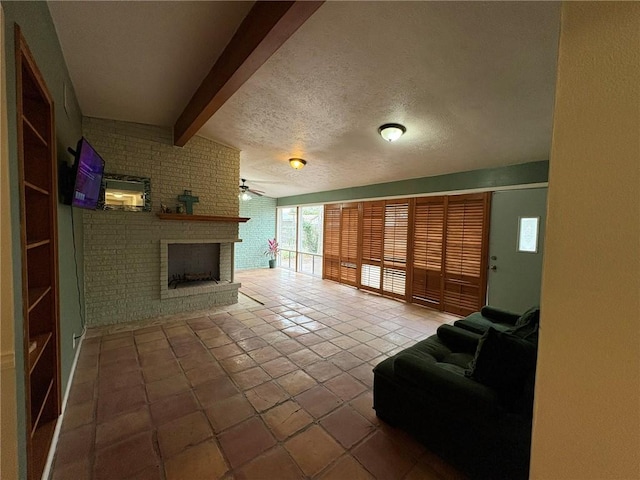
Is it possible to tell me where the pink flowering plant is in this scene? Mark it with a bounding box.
[265,238,280,260]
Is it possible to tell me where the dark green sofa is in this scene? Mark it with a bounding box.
[453,305,522,334]
[373,308,539,479]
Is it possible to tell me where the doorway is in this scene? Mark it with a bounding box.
[487,188,547,313]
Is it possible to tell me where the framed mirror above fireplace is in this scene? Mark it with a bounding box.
[99,173,151,211]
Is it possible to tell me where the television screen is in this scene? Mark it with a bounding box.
[71,138,105,209]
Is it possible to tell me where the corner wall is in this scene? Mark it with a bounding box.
[531,3,640,478]
[81,117,241,326]
[236,195,277,270]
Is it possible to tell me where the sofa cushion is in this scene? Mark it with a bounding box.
[515,306,540,327]
[480,305,520,325]
[436,324,482,353]
[404,335,453,363]
[454,312,514,335]
[512,307,540,343]
[442,352,475,370]
[465,327,537,391]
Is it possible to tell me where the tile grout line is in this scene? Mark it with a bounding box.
[52,270,463,480]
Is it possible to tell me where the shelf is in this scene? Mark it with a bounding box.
[30,418,56,479]
[17,25,60,480]
[24,181,49,196]
[28,286,51,312]
[30,378,54,437]
[22,115,48,147]
[22,134,51,191]
[28,332,52,375]
[157,213,250,223]
[26,239,50,250]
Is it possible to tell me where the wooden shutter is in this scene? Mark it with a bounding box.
[382,200,409,298]
[360,201,384,292]
[443,193,490,316]
[323,204,340,281]
[411,196,445,307]
[323,194,490,316]
[339,204,359,286]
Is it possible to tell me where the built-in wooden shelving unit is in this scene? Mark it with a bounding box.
[15,24,61,480]
[157,213,250,223]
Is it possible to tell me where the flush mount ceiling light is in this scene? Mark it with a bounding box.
[378,123,406,142]
[289,158,307,170]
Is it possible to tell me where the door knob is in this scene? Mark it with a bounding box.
[490,265,497,271]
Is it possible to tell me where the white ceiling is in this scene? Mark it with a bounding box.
[48,1,561,199]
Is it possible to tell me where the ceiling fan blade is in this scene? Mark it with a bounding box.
[242,179,282,185]
[248,189,264,197]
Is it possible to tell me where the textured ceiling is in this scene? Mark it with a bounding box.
[49,1,561,198]
[48,1,254,126]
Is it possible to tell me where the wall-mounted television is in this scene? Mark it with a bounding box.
[61,137,105,209]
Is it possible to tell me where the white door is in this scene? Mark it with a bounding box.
[487,188,547,314]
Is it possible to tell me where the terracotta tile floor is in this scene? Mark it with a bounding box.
[51,269,467,480]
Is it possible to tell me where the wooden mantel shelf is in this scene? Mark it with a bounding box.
[157,213,250,223]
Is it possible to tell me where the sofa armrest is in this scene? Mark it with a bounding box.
[393,353,502,418]
[436,324,481,354]
[480,306,520,325]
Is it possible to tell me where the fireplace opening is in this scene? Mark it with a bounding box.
[168,243,220,289]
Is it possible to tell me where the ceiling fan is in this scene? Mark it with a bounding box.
[239,178,264,199]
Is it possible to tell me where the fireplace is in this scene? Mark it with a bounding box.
[160,239,240,300]
[168,243,220,288]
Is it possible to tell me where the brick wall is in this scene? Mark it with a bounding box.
[236,195,277,270]
[81,117,240,326]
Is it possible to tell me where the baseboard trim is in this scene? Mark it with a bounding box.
[40,332,84,480]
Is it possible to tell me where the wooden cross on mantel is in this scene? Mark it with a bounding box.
[178,190,199,214]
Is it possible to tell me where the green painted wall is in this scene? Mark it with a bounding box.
[236,196,277,270]
[2,2,84,475]
[277,160,548,206]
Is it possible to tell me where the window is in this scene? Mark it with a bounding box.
[278,208,297,249]
[360,201,384,292]
[382,201,409,297]
[298,206,324,276]
[340,204,359,285]
[411,197,445,307]
[323,193,490,316]
[517,217,539,253]
[323,204,341,281]
[277,205,324,276]
[277,207,297,270]
[443,193,490,316]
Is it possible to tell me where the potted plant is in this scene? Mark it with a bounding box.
[265,238,280,268]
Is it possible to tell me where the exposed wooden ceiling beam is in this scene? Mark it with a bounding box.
[173,1,324,147]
